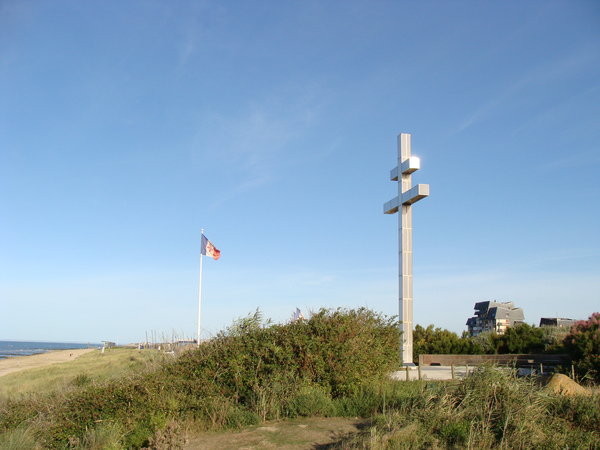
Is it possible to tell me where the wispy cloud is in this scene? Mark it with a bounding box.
[205,173,274,210]
[191,91,326,207]
[513,82,600,138]
[538,150,600,172]
[205,107,303,170]
[455,83,524,134]
[421,247,600,279]
[174,1,224,70]
[454,45,599,134]
[523,248,600,267]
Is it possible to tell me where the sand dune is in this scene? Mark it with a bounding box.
[0,348,96,377]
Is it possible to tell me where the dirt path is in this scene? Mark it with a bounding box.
[0,348,96,377]
[184,417,368,450]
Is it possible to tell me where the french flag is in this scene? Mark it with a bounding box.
[201,234,221,260]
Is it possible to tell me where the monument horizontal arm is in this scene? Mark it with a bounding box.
[384,196,400,214]
[389,157,421,181]
[401,184,429,205]
[384,184,429,214]
[401,157,421,175]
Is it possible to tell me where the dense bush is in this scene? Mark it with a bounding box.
[0,308,399,448]
[494,323,545,353]
[563,312,600,382]
[412,325,476,361]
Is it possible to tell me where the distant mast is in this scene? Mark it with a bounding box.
[197,229,204,346]
[197,230,221,346]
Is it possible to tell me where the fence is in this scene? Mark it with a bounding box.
[418,354,571,367]
[413,354,574,380]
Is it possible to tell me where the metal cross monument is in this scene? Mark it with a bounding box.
[383,133,429,365]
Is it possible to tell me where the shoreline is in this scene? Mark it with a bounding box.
[0,348,96,378]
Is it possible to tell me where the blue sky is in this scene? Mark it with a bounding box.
[1,1,599,343]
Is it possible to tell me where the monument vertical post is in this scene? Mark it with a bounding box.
[383,133,429,365]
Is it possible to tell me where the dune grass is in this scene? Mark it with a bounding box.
[0,308,399,448]
[324,369,600,449]
[0,348,166,402]
[0,309,598,449]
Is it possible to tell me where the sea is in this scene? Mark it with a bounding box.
[0,341,97,360]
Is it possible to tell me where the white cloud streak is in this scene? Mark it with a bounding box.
[190,91,326,207]
[455,45,599,134]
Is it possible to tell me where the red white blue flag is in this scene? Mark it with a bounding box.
[201,234,221,260]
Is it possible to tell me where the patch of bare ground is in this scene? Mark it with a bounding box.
[184,417,369,450]
[545,373,591,396]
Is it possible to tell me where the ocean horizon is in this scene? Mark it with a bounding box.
[0,340,99,359]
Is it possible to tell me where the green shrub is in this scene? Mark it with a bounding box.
[286,383,334,417]
[333,389,381,417]
[0,398,42,433]
[1,310,598,449]
[439,419,470,446]
[494,323,546,354]
[0,308,399,448]
[331,379,434,418]
[470,330,499,354]
[547,393,600,432]
[414,322,574,359]
[72,373,91,387]
[413,324,476,361]
[540,325,570,353]
[122,412,167,449]
[563,312,600,382]
[224,407,260,429]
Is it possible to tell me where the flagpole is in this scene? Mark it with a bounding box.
[197,229,204,347]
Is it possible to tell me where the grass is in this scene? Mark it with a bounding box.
[181,372,600,449]
[324,369,600,449]
[0,308,399,448]
[0,309,598,449]
[0,348,166,401]
[0,426,41,450]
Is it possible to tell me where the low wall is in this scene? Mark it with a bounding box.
[418,354,571,367]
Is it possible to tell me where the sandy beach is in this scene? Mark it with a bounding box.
[0,348,96,378]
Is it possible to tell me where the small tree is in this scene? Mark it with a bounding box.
[495,323,545,354]
[540,325,569,353]
[413,325,475,361]
[470,331,500,354]
[563,313,600,382]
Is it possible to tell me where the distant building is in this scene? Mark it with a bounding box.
[539,317,575,328]
[466,301,524,336]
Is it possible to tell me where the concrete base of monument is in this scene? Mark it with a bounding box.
[391,365,474,381]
